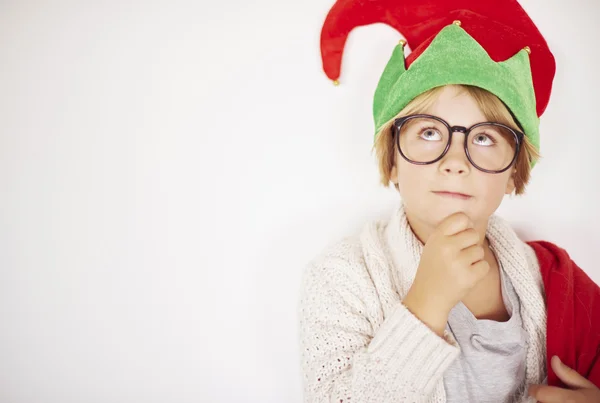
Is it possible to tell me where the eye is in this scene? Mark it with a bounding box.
[419,127,443,141]
[472,133,496,146]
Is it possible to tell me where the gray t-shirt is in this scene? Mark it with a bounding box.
[443,261,529,403]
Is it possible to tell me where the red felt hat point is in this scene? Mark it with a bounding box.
[320,0,556,117]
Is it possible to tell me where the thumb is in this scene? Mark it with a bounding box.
[551,355,595,389]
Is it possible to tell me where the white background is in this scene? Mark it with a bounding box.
[0,0,599,402]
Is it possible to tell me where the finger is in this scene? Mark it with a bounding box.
[452,229,481,250]
[439,212,473,236]
[459,244,485,265]
[551,355,596,389]
[528,384,581,403]
[470,259,490,280]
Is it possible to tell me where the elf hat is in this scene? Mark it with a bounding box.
[320,0,556,154]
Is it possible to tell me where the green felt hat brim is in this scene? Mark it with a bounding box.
[373,24,539,167]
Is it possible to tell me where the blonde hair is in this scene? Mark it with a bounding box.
[372,85,540,195]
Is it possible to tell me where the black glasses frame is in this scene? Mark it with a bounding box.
[391,114,525,174]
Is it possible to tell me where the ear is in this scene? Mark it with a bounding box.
[505,168,516,194]
[390,164,399,186]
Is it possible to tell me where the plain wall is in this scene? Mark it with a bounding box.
[0,0,598,402]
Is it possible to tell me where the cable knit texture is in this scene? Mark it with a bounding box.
[298,204,548,403]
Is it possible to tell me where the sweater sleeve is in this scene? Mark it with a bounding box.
[298,256,460,403]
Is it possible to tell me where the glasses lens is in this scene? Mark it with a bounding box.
[467,125,518,171]
[398,117,449,163]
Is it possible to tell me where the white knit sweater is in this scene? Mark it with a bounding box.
[298,204,548,403]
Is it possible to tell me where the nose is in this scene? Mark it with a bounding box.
[438,132,470,175]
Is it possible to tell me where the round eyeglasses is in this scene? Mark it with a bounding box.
[392,114,524,174]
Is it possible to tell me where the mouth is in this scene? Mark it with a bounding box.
[432,191,473,200]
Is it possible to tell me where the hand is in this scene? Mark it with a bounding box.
[402,212,489,336]
[528,355,600,402]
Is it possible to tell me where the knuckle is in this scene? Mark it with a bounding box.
[457,214,470,228]
[473,261,488,277]
[458,273,473,288]
[447,213,468,231]
[467,229,479,243]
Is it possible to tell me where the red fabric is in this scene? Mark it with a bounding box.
[320,0,556,116]
[528,241,600,388]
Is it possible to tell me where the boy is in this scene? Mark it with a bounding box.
[299,1,600,402]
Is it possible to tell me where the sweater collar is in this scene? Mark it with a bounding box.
[381,203,547,389]
[383,203,538,294]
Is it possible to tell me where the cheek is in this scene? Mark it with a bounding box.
[474,172,513,210]
[478,172,512,195]
[395,159,430,198]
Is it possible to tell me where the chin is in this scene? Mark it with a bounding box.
[409,201,474,226]
[435,206,470,223]
[439,202,471,215]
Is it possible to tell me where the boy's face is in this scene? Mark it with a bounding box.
[390,85,516,229]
